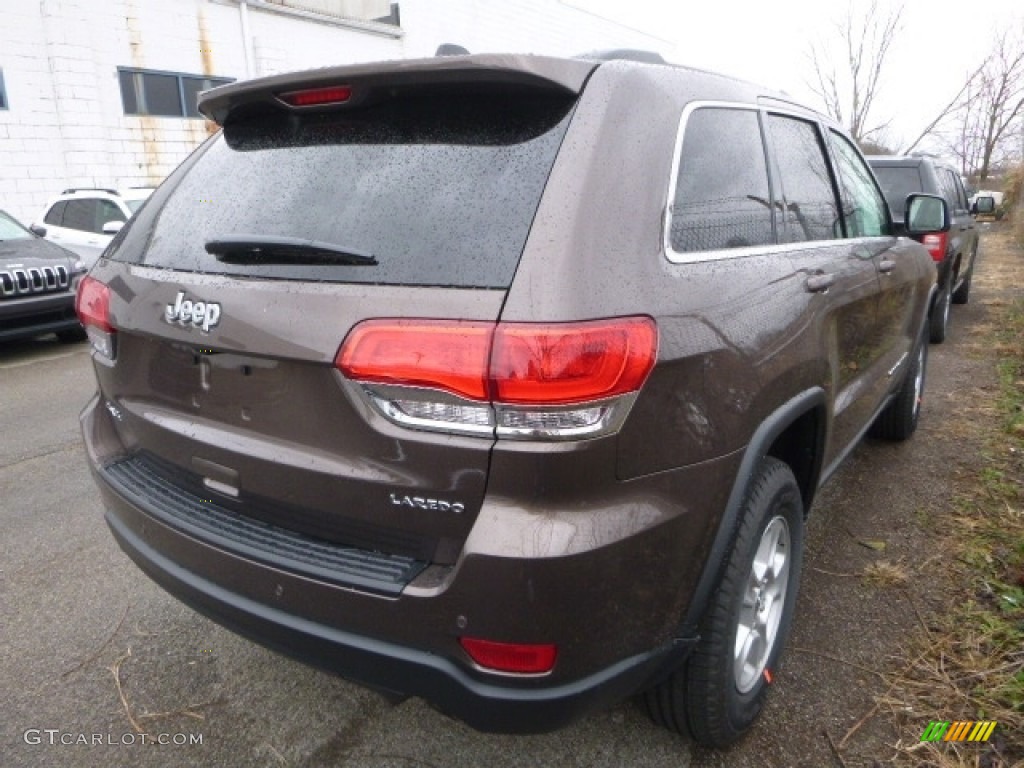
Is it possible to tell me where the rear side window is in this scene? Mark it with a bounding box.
[935,169,959,209]
[113,89,576,288]
[871,165,922,217]
[98,199,127,227]
[62,200,99,233]
[829,132,888,238]
[670,107,773,253]
[943,169,968,211]
[766,115,840,243]
[44,201,66,226]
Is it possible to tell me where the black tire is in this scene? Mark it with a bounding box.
[643,458,804,747]
[952,262,973,305]
[928,280,951,344]
[869,328,927,441]
[57,326,87,343]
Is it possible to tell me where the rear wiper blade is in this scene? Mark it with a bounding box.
[205,235,377,266]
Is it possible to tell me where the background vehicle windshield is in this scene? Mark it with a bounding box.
[0,211,33,241]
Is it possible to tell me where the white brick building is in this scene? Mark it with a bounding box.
[0,0,669,223]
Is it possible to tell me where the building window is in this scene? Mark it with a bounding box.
[0,69,8,110]
[118,67,233,118]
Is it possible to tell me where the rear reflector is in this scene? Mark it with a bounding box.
[459,637,558,674]
[277,85,353,107]
[920,232,947,261]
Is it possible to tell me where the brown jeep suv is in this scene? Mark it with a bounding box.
[77,52,946,747]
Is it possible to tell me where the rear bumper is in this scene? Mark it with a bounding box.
[81,394,719,732]
[103,503,690,732]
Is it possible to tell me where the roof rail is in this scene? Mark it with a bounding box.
[575,49,666,65]
[62,187,119,195]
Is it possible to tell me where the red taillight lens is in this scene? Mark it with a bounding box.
[336,320,493,401]
[336,316,658,438]
[277,85,352,107]
[76,276,116,359]
[76,276,112,332]
[491,318,657,405]
[459,637,558,674]
[337,317,657,404]
[920,232,947,261]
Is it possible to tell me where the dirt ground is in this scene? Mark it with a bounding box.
[697,223,1023,768]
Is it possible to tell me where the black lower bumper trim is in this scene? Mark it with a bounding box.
[104,507,693,733]
[100,455,426,596]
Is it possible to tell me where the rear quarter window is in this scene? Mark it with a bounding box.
[670,106,774,254]
[111,89,576,289]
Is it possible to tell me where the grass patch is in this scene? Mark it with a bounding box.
[887,239,1024,767]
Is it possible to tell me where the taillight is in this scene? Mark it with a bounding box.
[492,319,657,405]
[277,85,352,107]
[459,637,558,675]
[75,276,116,359]
[335,317,657,440]
[337,320,492,401]
[920,232,947,261]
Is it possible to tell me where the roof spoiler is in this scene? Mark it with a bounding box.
[575,49,666,65]
[198,54,597,126]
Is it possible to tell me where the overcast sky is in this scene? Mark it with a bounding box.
[568,0,1024,152]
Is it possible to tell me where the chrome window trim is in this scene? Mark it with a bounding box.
[664,101,862,265]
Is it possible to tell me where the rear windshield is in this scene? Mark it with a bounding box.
[111,88,576,288]
[871,165,922,218]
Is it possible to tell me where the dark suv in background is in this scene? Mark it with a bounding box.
[868,154,979,343]
[77,52,947,748]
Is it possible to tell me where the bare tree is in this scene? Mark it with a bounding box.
[952,31,1024,182]
[900,65,986,157]
[808,0,903,144]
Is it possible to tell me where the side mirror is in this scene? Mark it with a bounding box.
[905,194,950,235]
[29,224,47,237]
[972,196,996,215]
[101,220,124,235]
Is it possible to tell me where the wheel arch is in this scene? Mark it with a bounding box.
[676,387,826,637]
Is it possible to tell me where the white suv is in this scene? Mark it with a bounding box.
[31,188,153,266]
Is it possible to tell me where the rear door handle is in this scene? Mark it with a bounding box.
[805,273,837,293]
[878,259,896,274]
